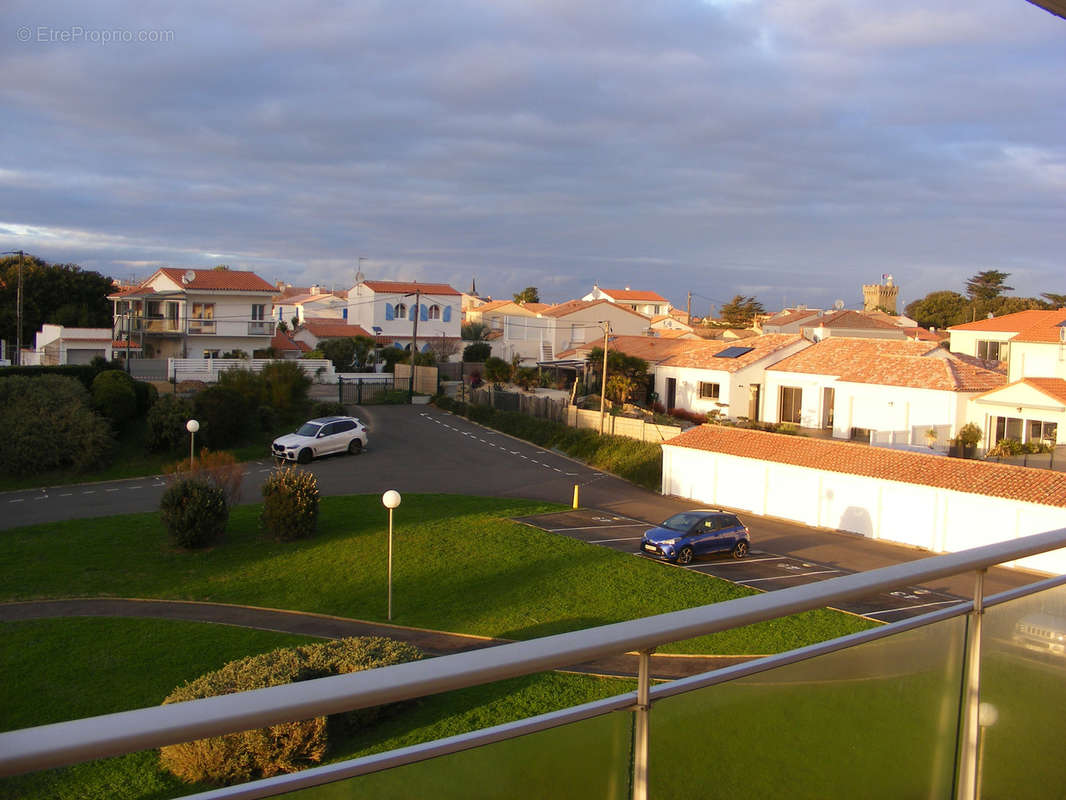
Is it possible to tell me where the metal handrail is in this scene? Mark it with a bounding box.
[2,527,1064,778]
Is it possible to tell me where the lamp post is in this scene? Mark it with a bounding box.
[382,490,402,620]
[186,419,200,468]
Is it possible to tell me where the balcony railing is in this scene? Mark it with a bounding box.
[2,528,1065,799]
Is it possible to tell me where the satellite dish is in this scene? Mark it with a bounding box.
[183,270,196,285]
[834,299,845,310]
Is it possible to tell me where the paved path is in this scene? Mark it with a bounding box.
[0,598,754,681]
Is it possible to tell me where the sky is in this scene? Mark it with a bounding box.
[1,0,1064,314]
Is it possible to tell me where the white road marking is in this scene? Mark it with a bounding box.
[549,523,647,532]
[864,600,961,617]
[703,556,790,566]
[82,491,95,495]
[510,450,519,454]
[9,498,24,503]
[736,570,840,583]
[588,536,644,543]
[34,496,48,501]
[106,488,120,493]
[127,486,141,490]
[59,493,73,497]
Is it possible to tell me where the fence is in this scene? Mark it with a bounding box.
[393,363,438,395]
[567,406,682,443]
[470,388,569,422]
[166,358,335,384]
[338,375,413,405]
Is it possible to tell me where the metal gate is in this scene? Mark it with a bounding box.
[338,376,412,405]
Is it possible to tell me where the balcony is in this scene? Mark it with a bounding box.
[2,528,1064,799]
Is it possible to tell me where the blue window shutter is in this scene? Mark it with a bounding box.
[385,303,394,321]
[342,308,348,321]
[443,305,452,322]
[420,304,428,322]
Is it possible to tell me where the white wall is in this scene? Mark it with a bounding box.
[348,285,460,340]
[662,444,1066,575]
[1008,341,1066,382]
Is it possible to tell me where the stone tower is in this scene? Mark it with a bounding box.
[863,275,899,314]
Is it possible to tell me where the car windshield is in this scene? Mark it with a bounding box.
[296,422,322,437]
[660,513,704,532]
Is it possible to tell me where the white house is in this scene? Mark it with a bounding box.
[582,286,672,317]
[292,319,375,352]
[654,334,811,418]
[347,279,462,353]
[764,338,1006,446]
[109,268,279,359]
[274,285,349,325]
[26,324,133,365]
[517,300,651,365]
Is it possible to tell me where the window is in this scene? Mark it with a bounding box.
[190,303,216,334]
[977,340,1006,361]
[699,382,721,400]
[146,300,162,317]
[202,349,220,358]
[428,305,441,320]
[251,304,265,321]
[395,303,407,319]
[191,303,215,319]
[780,386,802,424]
[1028,420,1058,443]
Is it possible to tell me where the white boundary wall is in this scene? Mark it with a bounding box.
[662,444,1066,575]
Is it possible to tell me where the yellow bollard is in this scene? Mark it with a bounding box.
[572,484,579,509]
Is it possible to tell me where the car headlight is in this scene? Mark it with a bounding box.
[659,537,680,546]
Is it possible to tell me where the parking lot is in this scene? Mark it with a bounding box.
[513,508,965,623]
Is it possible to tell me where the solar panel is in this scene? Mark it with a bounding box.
[713,346,755,358]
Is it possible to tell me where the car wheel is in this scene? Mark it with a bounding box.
[348,438,363,455]
[676,546,694,566]
[732,541,749,559]
[297,448,313,465]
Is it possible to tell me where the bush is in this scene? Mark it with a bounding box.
[132,379,159,415]
[217,368,267,413]
[311,401,346,418]
[159,637,423,785]
[194,385,253,449]
[513,367,539,391]
[91,369,138,426]
[146,394,196,452]
[261,467,320,541]
[165,450,244,506]
[382,389,410,404]
[462,342,491,362]
[0,375,114,474]
[483,356,512,387]
[159,479,229,549]
[0,362,108,389]
[261,361,311,415]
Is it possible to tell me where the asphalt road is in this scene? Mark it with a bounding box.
[0,404,1043,602]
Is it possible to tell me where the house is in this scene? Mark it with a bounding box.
[292,319,374,351]
[268,330,310,360]
[797,309,908,342]
[464,299,550,334]
[949,310,1066,446]
[648,314,695,335]
[274,284,348,325]
[759,307,823,333]
[346,279,462,355]
[582,286,672,317]
[654,334,811,418]
[516,300,651,365]
[763,338,1006,446]
[108,268,279,359]
[25,324,138,365]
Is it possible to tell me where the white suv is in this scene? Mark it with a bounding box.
[272,416,368,464]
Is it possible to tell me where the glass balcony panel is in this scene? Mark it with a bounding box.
[978,583,1066,800]
[649,617,966,800]
[282,711,632,800]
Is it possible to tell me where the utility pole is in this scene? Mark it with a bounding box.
[598,321,610,435]
[407,288,422,400]
[686,292,692,326]
[2,250,24,365]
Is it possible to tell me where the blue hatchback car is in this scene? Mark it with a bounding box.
[641,510,751,565]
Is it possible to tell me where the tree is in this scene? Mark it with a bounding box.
[719,295,765,327]
[0,255,113,351]
[462,341,491,362]
[965,270,1013,303]
[461,322,489,341]
[483,356,512,387]
[1041,292,1066,308]
[904,291,969,330]
[318,338,357,371]
[427,334,460,363]
[513,287,540,304]
[352,335,377,369]
[276,319,288,333]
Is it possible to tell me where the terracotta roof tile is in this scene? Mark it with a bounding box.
[763,309,823,328]
[361,280,461,296]
[664,426,1066,507]
[157,268,278,292]
[599,288,669,303]
[800,309,901,330]
[270,331,306,352]
[541,299,650,320]
[300,321,374,339]
[768,338,1006,392]
[660,334,807,373]
[948,309,1063,333]
[1011,310,1066,344]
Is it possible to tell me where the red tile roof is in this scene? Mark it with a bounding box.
[157,268,278,292]
[948,309,1063,333]
[661,334,807,373]
[300,321,374,339]
[800,309,901,331]
[599,288,669,303]
[574,335,712,364]
[107,285,157,300]
[270,331,308,352]
[664,426,1066,507]
[763,309,823,328]
[361,280,460,296]
[976,378,1066,406]
[541,299,650,320]
[1011,310,1066,344]
[768,338,1005,392]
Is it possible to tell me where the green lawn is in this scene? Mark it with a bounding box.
[0,618,633,800]
[1,494,874,655]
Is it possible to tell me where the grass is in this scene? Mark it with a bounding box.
[0,494,874,655]
[0,618,633,800]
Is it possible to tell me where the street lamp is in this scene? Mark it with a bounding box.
[382,490,402,621]
[186,419,200,468]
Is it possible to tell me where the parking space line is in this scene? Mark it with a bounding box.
[82,490,95,495]
[864,600,961,617]
[34,496,48,501]
[59,493,73,497]
[106,488,120,493]
[9,498,23,503]
[738,570,841,584]
[588,536,644,543]
[127,486,141,490]
[701,556,790,566]
[548,523,648,532]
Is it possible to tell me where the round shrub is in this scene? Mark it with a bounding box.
[0,374,114,474]
[462,341,491,362]
[146,394,196,452]
[261,360,311,415]
[311,400,346,418]
[132,379,159,415]
[194,385,253,449]
[159,637,423,785]
[261,467,319,541]
[91,369,138,426]
[159,478,229,548]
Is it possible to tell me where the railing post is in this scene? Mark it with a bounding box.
[633,649,652,800]
[956,568,986,800]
